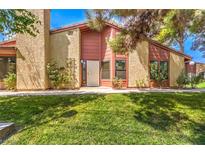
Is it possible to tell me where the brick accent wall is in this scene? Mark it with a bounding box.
[50,29,81,88]
[16,10,50,90]
[128,41,149,87]
[169,52,185,87]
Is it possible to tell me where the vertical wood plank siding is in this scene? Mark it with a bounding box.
[149,43,170,87]
[81,26,128,87]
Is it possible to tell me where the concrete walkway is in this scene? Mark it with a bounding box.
[0,87,205,96]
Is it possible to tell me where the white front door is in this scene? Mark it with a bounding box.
[87,60,99,86]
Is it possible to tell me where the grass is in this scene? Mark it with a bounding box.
[186,81,205,89]
[0,93,205,144]
[197,82,205,88]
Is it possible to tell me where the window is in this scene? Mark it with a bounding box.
[0,57,16,80]
[160,61,168,80]
[150,60,168,80]
[150,61,158,80]
[81,60,86,84]
[101,61,110,79]
[115,60,126,79]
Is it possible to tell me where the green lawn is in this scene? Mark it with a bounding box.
[186,81,205,89]
[197,82,205,88]
[0,93,205,144]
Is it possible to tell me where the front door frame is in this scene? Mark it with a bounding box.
[86,60,100,87]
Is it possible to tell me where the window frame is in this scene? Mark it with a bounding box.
[159,61,169,80]
[0,56,16,81]
[101,60,111,80]
[115,59,126,79]
[150,60,169,80]
[150,60,159,80]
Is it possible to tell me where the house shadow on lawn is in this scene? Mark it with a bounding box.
[125,93,205,144]
[0,94,105,135]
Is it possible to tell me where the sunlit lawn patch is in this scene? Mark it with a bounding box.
[0,93,205,144]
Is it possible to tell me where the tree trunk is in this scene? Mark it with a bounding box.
[179,42,184,53]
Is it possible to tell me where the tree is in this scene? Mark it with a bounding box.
[86,9,169,51]
[86,9,205,55]
[155,10,205,53]
[0,9,40,38]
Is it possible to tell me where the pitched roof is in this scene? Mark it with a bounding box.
[148,39,192,60]
[0,39,16,47]
[0,22,192,60]
[50,21,120,34]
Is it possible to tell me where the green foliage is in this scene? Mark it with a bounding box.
[47,59,76,89]
[188,74,203,89]
[176,71,203,88]
[112,77,123,89]
[155,10,205,53]
[176,70,189,88]
[1,93,205,144]
[47,62,60,88]
[136,79,146,88]
[86,10,110,32]
[150,61,159,81]
[108,33,127,54]
[0,10,40,37]
[3,72,16,90]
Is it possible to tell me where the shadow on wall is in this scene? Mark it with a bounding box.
[169,53,184,87]
[16,47,43,89]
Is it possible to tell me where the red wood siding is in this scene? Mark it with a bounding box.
[186,63,196,74]
[80,26,128,88]
[101,27,112,60]
[81,30,101,60]
[0,40,16,47]
[0,47,16,56]
[149,44,169,61]
[149,43,170,88]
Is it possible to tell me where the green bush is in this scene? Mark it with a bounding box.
[112,78,123,89]
[3,72,16,90]
[189,74,203,88]
[108,33,127,54]
[47,59,76,89]
[47,62,61,88]
[176,70,189,88]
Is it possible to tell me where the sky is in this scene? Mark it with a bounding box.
[0,9,205,63]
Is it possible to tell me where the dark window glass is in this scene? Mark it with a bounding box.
[81,60,86,84]
[150,61,158,80]
[115,60,126,79]
[160,61,168,80]
[101,61,110,79]
[0,57,16,80]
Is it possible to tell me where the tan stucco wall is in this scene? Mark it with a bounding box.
[196,63,205,74]
[16,10,50,90]
[50,29,81,88]
[128,41,149,87]
[169,52,185,87]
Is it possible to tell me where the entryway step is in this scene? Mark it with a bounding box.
[0,123,16,144]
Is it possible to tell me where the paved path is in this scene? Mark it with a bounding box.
[0,87,205,96]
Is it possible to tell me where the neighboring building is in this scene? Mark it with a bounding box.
[186,61,205,79]
[0,10,194,90]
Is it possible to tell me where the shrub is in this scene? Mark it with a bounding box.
[112,78,123,89]
[176,70,189,88]
[60,59,76,89]
[189,74,203,88]
[136,79,146,88]
[3,72,16,90]
[47,59,77,89]
[47,62,61,88]
[108,33,127,54]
